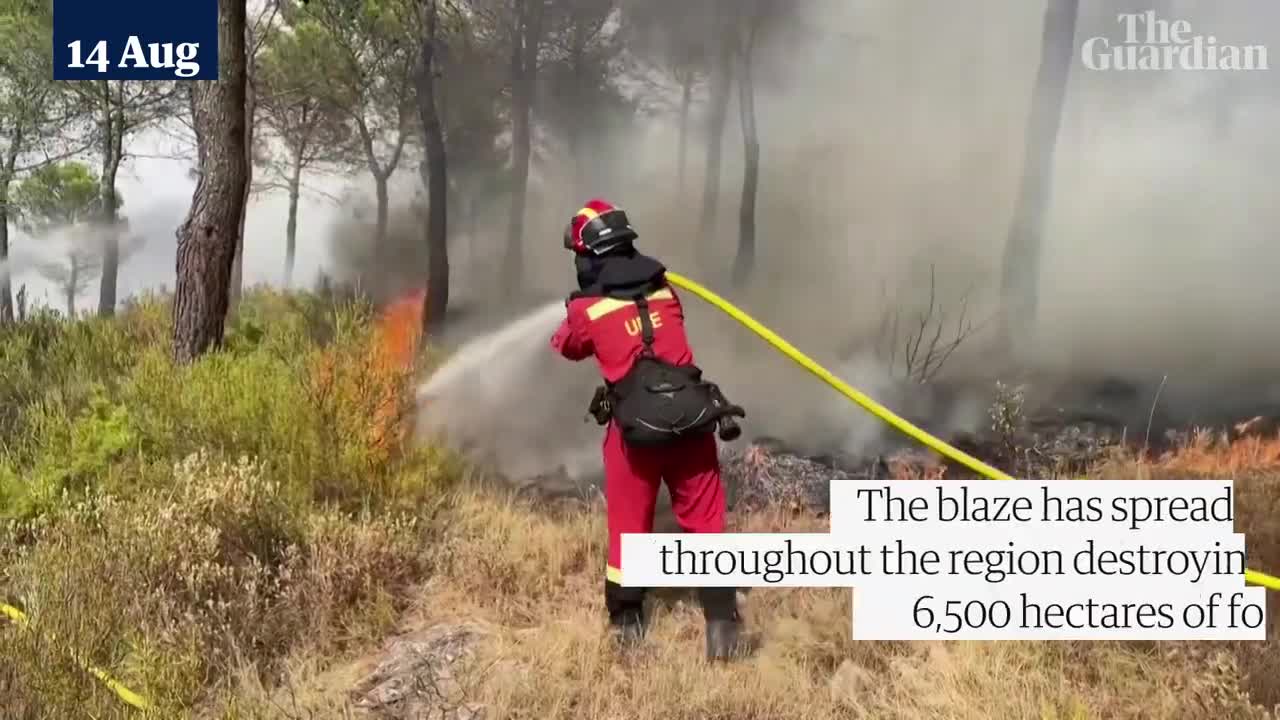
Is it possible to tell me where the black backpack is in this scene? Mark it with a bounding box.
[602,293,740,447]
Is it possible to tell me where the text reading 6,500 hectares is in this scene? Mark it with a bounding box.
[911,592,1264,633]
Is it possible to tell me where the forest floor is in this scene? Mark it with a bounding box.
[227,430,1280,720]
[3,290,1280,719]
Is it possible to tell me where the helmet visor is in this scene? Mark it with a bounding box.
[581,209,636,253]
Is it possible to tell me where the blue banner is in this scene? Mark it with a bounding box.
[53,0,219,80]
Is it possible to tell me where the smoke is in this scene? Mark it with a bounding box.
[318,0,1280,481]
[322,185,437,307]
[413,301,605,482]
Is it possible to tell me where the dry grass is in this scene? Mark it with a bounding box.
[1094,432,1280,715]
[421,487,1269,720]
[229,444,1280,720]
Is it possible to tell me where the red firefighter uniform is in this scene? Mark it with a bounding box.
[551,283,726,587]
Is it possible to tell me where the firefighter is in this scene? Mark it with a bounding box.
[550,198,746,661]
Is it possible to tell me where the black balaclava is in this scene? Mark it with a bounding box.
[575,253,605,292]
[571,244,667,300]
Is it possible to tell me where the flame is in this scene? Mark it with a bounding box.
[367,289,426,453]
[302,289,429,470]
[375,289,427,373]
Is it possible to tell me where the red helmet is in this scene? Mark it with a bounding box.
[563,198,638,255]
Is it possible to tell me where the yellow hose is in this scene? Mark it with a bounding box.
[664,270,1280,593]
[2,600,152,711]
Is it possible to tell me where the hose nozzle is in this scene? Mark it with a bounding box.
[718,415,742,442]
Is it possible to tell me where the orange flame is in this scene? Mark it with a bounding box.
[365,289,426,455]
[302,289,429,470]
[375,289,426,373]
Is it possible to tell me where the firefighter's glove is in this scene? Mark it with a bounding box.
[586,385,612,425]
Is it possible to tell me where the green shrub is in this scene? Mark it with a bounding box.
[1,289,443,518]
[0,288,458,716]
[0,307,140,455]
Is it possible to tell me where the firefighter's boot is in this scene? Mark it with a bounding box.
[606,580,647,649]
[611,612,645,649]
[699,587,744,661]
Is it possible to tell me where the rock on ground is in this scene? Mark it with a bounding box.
[721,437,899,514]
[350,623,489,720]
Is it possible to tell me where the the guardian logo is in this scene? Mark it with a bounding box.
[1081,11,1268,71]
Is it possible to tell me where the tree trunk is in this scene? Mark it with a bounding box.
[172,0,249,364]
[502,0,542,300]
[698,5,734,262]
[230,195,246,304]
[732,20,759,288]
[284,151,301,287]
[352,108,405,250]
[999,0,1079,347]
[0,178,12,325]
[97,97,123,317]
[66,255,77,317]
[417,0,449,333]
[677,70,693,194]
[467,192,480,281]
[0,123,20,325]
[374,173,389,245]
[230,44,257,309]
